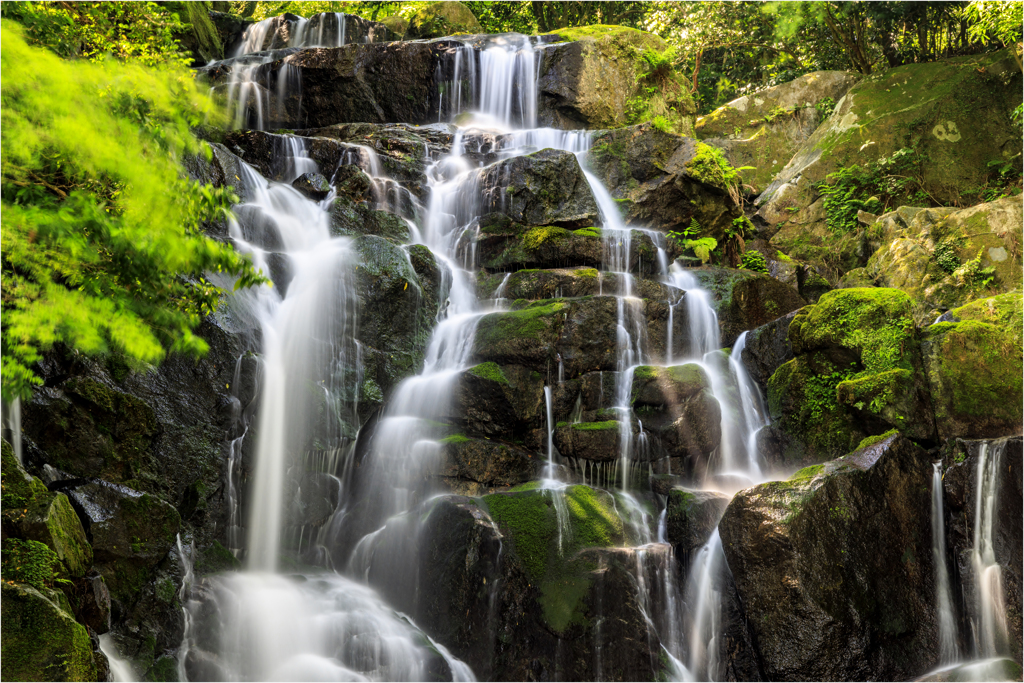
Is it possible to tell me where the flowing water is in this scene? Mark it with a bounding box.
[931,462,959,665]
[970,441,1009,659]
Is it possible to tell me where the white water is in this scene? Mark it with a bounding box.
[970,441,1009,658]
[932,462,959,665]
[99,634,137,683]
[681,530,725,682]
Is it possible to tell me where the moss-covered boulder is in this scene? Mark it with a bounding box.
[553,420,624,462]
[330,196,411,243]
[941,436,1023,664]
[403,1,480,39]
[854,197,1024,321]
[1,581,100,682]
[691,267,808,347]
[763,288,933,467]
[719,434,938,680]
[922,292,1023,441]
[585,124,743,237]
[477,266,673,302]
[697,71,860,192]
[630,363,709,408]
[476,221,603,272]
[664,487,730,560]
[756,49,1021,231]
[477,149,599,228]
[537,25,696,136]
[9,490,93,578]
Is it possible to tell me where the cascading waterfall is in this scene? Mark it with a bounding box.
[970,441,1009,658]
[931,461,959,665]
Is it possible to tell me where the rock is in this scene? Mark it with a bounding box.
[764,288,934,467]
[537,25,695,135]
[477,149,599,228]
[740,309,800,394]
[922,292,1023,441]
[757,49,1022,236]
[697,71,861,192]
[404,1,481,39]
[477,222,603,272]
[451,363,520,438]
[1,582,100,682]
[659,390,723,466]
[553,421,623,462]
[859,197,1024,321]
[585,124,743,237]
[691,267,808,347]
[330,196,411,243]
[76,571,112,635]
[11,490,93,578]
[630,363,709,408]
[664,488,730,560]
[284,472,340,529]
[765,252,833,303]
[438,436,538,494]
[60,479,180,605]
[290,171,331,200]
[209,11,252,58]
[221,12,395,54]
[942,436,1023,666]
[719,434,939,680]
[477,266,673,302]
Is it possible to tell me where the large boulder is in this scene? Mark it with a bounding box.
[691,267,808,347]
[921,292,1023,441]
[942,436,1023,664]
[664,487,729,560]
[585,124,744,237]
[756,49,1021,236]
[719,434,939,680]
[697,71,861,192]
[740,309,800,394]
[403,1,481,39]
[846,196,1024,321]
[536,25,696,135]
[437,436,539,495]
[477,149,599,228]
[762,288,934,468]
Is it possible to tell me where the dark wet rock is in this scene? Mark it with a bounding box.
[330,163,372,201]
[1,582,100,682]
[740,309,800,394]
[209,11,253,58]
[720,434,939,680]
[553,421,623,462]
[75,571,112,635]
[477,266,673,302]
[404,1,481,39]
[477,149,599,228]
[585,123,743,237]
[536,26,695,136]
[922,293,1022,441]
[290,171,331,200]
[477,222,603,272]
[942,436,1023,663]
[330,196,411,243]
[284,472,340,529]
[664,488,730,560]
[438,437,539,495]
[659,390,723,466]
[690,267,807,347]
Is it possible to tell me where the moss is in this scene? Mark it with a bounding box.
[523,225,571,250]
[685,141,740,192]
[667,488,697,514]
[573,227,601,239]
[467,361,509,385]
[572,420,619,431]
[1,440,48,510]
[855,429,899,451]
[155,577,176,604]
[788,464,825,482]
[1,538,64,591]
[147,655,179,682]
[950,291,1023,329]
[576,267,600,278]
[195,540,241,574]
[934,319,1022,420]
[440,434,470,445]
[474,299,567,348]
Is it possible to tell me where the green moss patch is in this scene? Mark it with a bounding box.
[467,361,509,386]
[572,420,619,431]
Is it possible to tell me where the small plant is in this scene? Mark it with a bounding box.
[934,238,962,274]
[815,97,836,120]
[760,104,794,125]
[1,538,66,591]
[740,250,769,273]
[668,218,718,264]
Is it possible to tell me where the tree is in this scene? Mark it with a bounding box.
[1,20,264,401]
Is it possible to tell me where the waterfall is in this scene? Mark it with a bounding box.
[681,530,726,682]
[99,635,137,683]
[931,462,959,665]
[971,441,1009,658]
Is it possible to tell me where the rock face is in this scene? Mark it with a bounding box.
[585,124,744,238]
[720,434,939,681]
[537,25,696,136]
[403,1,481,39]
[741,309,800,394]
[922,292,1023,441]
[664,488,729,560]
[942,436,1023,665]
[691,267,807,347]
[757,49,1021,236]
[697,71,860,192]
[763,288,933,468]
[844,196,1024,321]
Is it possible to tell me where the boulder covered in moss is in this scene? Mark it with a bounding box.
[756,49,1021,234]
[852,196,1024,322]
[476,221,604,272]
[691,267,807,347]
[1,582,100,682]
[537,25,696,135]
[553,420,624,462]
[330,196,411,243]
[9,489,93,578]
[477,149,599,228]
[922,292,1023,441]
[762,287,933,468]
[941,436,1023,663]
[404,1,480,39]
[719,434,938,681]
[697,71,861,192]
[585,124,744,237]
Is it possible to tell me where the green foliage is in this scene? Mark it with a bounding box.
[815,96,836,120]
[1,2,191,66]
[1,538,64,591]
[963,1,1024,49]
[740,250,770,273]
[818,147,928,234]
[855,429,898,450]
[1,22,264,401]
[668,218,718,264]
[934,238,964,274]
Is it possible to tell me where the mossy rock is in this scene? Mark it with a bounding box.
[553,421,624,463]
[691,267,808,347]
[482,485,624,633]
[1,581,99,681]
[404,1,480,39]
[438,436,538,495]
[13,492,93,578]
[922,292,1023,440]
[537,25,696,135]
[664,488,729,558]
[330,196,411,243]
[630,363,709,408]
[719,434,938,680]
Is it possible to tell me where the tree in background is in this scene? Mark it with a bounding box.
[0,19,264,401]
